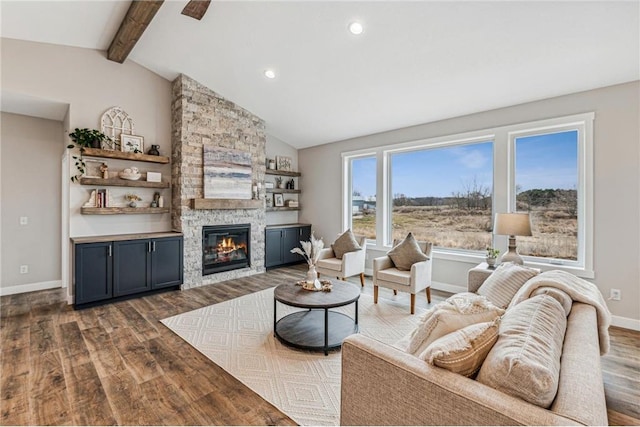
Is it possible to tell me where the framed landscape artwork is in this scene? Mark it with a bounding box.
[276,156,292,171]
[203,146,252,199]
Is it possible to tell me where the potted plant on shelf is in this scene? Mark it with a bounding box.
[486,247,500,268]
[124,193,142,208]
[67,128,112,182]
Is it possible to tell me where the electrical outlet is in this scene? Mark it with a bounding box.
[20,265,28,274]
[19,216,28,225]
[610,289,621,301]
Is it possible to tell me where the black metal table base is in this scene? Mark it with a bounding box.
[274,305,359,355]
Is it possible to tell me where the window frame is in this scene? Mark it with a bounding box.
[341,112,594,277]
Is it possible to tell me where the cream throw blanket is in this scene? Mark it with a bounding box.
[509,270,612,354]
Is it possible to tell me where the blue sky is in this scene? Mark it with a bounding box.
[352,130,578,198]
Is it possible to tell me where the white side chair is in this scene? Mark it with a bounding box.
[372,239,432,314]
[316,235,366,287]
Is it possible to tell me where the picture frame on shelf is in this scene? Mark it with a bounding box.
[266,194,274,207]
[83,159,103,178]
[276,155,292,171]
[274,193,284,207]
[265,181,274,189]
[121,134,144,153]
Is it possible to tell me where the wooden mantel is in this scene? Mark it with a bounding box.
[191,199,263,210]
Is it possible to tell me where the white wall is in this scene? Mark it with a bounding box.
[265,133,300,225]
[1,38,173,296]
[299,81,640,326]
[1,112,63,294]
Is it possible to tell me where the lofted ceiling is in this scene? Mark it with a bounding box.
[1,1,638,148]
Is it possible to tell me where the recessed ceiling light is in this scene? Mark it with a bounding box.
[264,69,276,79]
[348,21,364,35]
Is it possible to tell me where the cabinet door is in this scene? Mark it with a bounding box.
[113,239,151,297]
[300,225,311,243]
[283,227,305,264]
[75,242,112,305]
[151,237,183,289]
[265,229,284,268]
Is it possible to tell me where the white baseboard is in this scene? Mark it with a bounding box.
[431,281,467,295]
[0,280,62,296]
[611,315,640,331]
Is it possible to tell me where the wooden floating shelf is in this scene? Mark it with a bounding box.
[265,169,301,177]
[80,177,170,189]
[191,199,262,210]
[82,148,170,164]
[266,188,301,194]
[81,207,170,215]
[266,207,301,212]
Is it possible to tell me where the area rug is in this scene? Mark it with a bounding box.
[160,287,424,425]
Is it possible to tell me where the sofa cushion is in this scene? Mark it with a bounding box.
[331,229,362,259]
[316,257,342,272]
[477,262,539,308]
[477,294,567,408]
[387,232,428,271]
[422,318,500,377]
[376,267,410,286]
[402,293,504,357]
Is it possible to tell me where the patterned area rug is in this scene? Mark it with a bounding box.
[161,287,423,426]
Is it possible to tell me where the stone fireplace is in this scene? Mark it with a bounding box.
[171,74,266,289]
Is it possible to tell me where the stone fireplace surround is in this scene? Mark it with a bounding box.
[171,74,266,289]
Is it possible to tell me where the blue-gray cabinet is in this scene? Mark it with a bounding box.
[265,224,311,268]
[74,234,183,307]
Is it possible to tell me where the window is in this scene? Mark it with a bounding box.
[514,130,579,261]
[342,112,593,275]
[349,156,377,240]
[389,141,493,250]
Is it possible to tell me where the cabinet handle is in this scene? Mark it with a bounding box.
[108,245,112,257]
[152,241,156,252]
[148,242,151,252]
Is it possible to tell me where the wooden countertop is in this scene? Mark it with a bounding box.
[71,231,183,244]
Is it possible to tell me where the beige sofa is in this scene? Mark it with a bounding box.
[340,272,608,426]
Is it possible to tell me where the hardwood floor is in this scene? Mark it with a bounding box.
[1,264,639,425]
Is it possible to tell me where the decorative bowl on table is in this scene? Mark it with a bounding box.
[118,171,141,181]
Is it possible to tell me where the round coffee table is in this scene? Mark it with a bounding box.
[273,280,360,355]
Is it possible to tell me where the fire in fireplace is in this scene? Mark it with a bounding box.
[202,224,250,275]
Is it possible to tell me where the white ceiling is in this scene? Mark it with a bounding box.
[2,1,639,148]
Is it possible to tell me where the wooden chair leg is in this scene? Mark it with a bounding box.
[317,272,320,278]
[374,285,379,303]
[341,277,346,281]
[426,287,431,304]
[410,294,416,315]
[393,289,398,296]
[359,273,365,287]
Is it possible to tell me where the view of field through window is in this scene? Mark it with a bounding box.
[351,131,579,260]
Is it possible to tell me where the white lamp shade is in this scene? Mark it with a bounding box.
[494,213,532,236]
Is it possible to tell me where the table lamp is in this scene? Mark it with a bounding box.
[494,213,532,265]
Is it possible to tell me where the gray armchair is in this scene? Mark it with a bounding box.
[372,239,432,314]
[316,235,366,287]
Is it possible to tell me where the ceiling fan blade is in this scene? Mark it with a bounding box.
[181,0,211,20]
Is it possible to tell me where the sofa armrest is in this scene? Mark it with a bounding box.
[341,334,579,426]
[409,259,432,293]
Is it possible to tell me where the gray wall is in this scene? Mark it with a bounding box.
[1,112,63,292]
[299,81,640,325]
[1,38,172,299]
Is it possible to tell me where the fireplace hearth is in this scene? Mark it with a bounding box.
[203,224,250,275]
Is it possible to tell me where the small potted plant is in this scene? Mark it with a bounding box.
[486,247,500,268]
[67,128,112,182]
[124,193,142,208]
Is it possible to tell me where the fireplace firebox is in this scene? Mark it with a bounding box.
[202,224,250,275]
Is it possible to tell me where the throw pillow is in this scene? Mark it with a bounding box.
[387,232,428,271]
[421,318,500,377]
[476,294,567,408]
[331,229,362,259]
[404,293,504,357]
[477,262,539,308]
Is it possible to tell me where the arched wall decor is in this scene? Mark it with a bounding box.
[100,106,135,150]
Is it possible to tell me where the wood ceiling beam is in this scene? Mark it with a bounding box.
[182,0,211,20]
[107,0,164,64]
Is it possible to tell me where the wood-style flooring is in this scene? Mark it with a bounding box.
[1,264,639,425]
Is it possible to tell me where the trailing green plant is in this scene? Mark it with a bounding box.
[486,247,500,259]
[67,128,111,182]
